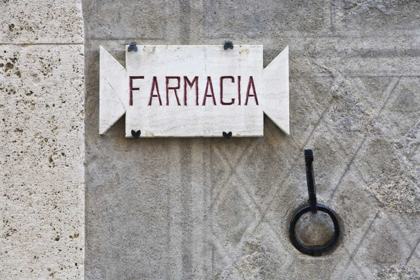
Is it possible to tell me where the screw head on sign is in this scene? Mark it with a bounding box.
[223,131,232,139]
[128,42,138,52]
[131,130,141,138]
[224,40,233,50]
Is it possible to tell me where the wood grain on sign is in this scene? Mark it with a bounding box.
[100,45,289,137]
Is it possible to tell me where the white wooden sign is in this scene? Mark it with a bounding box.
[99,45,289,137]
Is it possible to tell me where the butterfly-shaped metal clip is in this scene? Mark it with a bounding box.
[128,42,138,52]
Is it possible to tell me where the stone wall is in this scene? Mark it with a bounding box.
[1,0,420,279]
[83,1,420,279]
[0,0,85,279]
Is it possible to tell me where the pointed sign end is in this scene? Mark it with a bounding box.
[99,45,128,135]
[261,45,290,136]
[282,125,290,136]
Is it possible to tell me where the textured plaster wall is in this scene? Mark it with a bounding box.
[0,0,85,279]
[2,0,419,279]
[83,1,420,279]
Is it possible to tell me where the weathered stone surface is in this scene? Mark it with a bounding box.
[203,0,331,38]
[83,0,169,40]
[1,0,84,278]
[0,0,83,43]
[83,1,420,279]
[0,45,84,278]
[333,0,420,37]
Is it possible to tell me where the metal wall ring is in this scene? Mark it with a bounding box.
[289,204,340,256]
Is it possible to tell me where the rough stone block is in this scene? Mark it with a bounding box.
[203,0,331,39]
[333,0,420,36]
[0,45,84,279]
[375,77,420,141]
[83,1,420,279]
[0,0,83,43]
[83,0,168,40]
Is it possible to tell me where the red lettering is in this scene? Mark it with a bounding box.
[238,76,241,106]
[245,76,259,105]
[202,77,216,106]
[148,76,162,106]
[129,76,144,106]
[184,76,199,106]
[166,76,181,106]
[220,76,235,105]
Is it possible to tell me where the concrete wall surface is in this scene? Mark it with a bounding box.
[1,0,420,279]
[0,0,85,279]
[84,0,420,279]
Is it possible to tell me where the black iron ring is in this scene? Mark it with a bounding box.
[289,204,340,256]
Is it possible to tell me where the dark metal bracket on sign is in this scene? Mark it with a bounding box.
[289,149,340,256]
[128,42,138,52]
[131,130,141,138]
[223,131,232,139]
[224,40,233,50]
